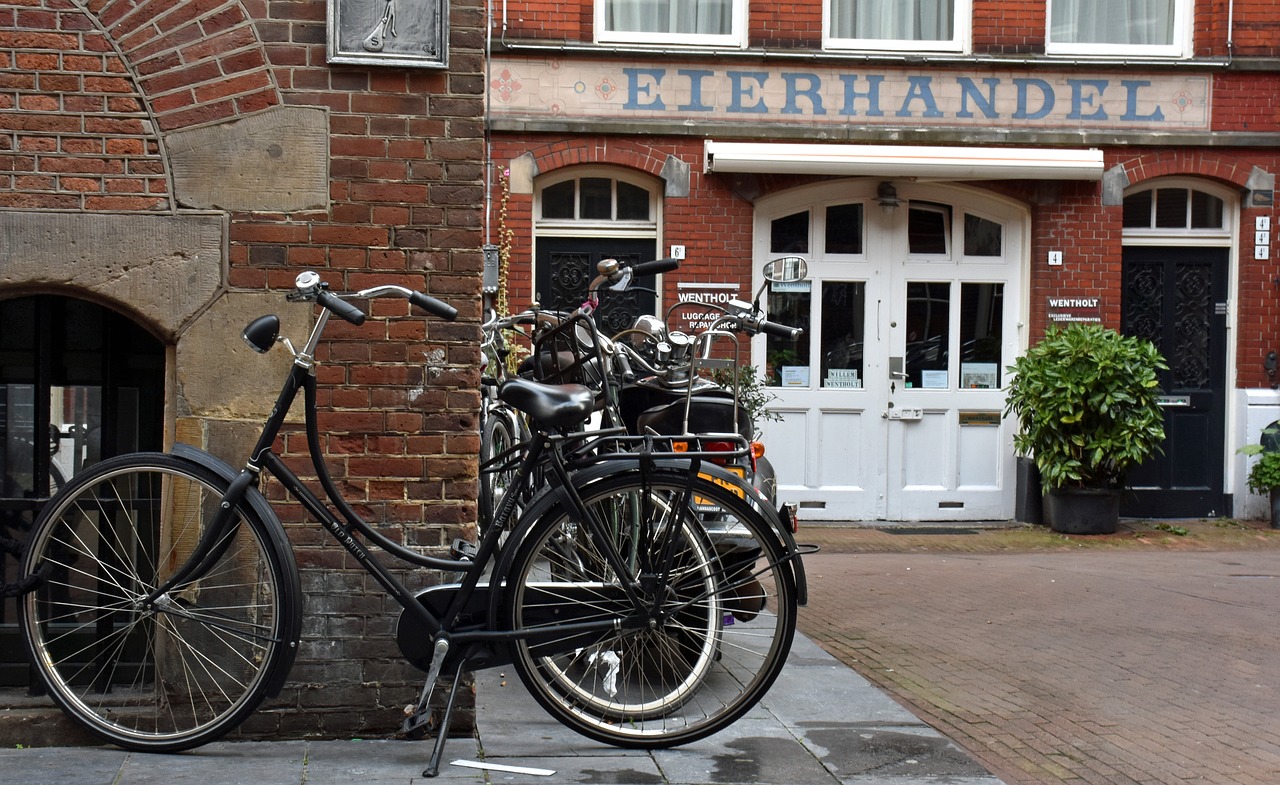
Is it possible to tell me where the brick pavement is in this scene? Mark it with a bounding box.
[796,527,1280,785]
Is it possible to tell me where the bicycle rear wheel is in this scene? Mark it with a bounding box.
[504,466,798,748]
[20,453,298,751]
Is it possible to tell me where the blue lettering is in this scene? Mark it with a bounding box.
[956,77,1001,119]
[897,76,942,118]
[1120,79,1165,122]
[623,68,666,110]
[782,73,826,115]
[838,74,885,117]
[677,69,715,112]
[1013,78,1055,120]
[728,71,769,113]
[1067,79,1108,121]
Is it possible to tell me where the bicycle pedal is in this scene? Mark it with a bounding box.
[449,538,479,561]
[401,709,434,739]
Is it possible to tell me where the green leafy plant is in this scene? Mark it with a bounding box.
[712,364,781,427]
[1237,429,1280,494]
[1003,324,1167,492]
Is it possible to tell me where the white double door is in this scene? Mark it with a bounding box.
[756,183,1026,522]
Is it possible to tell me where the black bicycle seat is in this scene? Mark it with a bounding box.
[499,378,595,430]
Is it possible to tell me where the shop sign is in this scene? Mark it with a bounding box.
[673,282,739,332]
[1047,297,1102,324]
[490,57,1210,132]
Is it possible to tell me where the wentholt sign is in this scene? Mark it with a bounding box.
[1047,297,1102,324]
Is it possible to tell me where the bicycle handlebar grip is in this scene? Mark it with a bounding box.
[630,258,680,277]
[760,320,803,340]
[316,290,367,326]
[409,291,459,321]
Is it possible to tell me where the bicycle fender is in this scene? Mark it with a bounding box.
[171,444,304,697]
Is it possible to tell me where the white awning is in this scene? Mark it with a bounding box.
[703,141,1106,181]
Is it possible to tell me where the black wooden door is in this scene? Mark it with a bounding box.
[535,237,659,337]
[1121,246,1229,517]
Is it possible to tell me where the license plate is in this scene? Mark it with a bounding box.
[695,465,745,510]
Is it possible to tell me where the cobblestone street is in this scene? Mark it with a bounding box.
[797,523,1280,785]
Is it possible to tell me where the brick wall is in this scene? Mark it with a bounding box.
[2,0,484,739]
[497,0,1280,57]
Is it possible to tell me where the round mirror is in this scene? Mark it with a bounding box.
[763,256,808,283]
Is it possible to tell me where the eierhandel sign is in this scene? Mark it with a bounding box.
[489,57,1210,132]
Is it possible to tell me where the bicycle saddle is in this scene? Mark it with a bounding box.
[499,378,595,430]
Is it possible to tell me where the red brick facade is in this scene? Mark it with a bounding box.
[2,0,483,738]
[488,0,1280,520]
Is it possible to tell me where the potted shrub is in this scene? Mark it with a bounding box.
[1004,324,1167,534]
[1237,429,1280,529]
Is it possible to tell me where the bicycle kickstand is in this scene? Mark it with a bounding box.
[422,656,471,778]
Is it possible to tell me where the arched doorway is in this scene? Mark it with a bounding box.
[1121,180,1236,517]
[0,295,165,686]
[533,168,662,335]
[754,181,1029,522]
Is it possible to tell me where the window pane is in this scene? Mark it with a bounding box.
[542,180,575,219]
[1122,189,1153,228]
[580,177,612,220]
[959,283,1003,389]
[1154,188,1188,229]
[908,204,949,255]
[820,282,865,389]
[824,203,863,255]
[617,181,649,220]
[1050,0,1175,45]
[963,214,1002,256]
[905,281,950,389]
[830,0,954,40]
[771,211,809,254]
[766,284,812,387]
[1190,191,1223,229]
[605,0,733,35]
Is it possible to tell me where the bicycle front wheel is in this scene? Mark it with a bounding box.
[20,453,298,751]
[505,466,798,748]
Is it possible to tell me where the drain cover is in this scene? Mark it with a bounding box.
[880,527,978,535]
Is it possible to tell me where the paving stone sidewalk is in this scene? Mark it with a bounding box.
[797,524,1280,785]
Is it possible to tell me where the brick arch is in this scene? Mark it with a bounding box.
[1113,149,1255,192]
[87,0,280,132]
[525,137,674,181]
[1,0,280,212]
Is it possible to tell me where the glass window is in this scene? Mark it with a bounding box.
[539,176,654,223]
[904,282,950,389]
[959,283,1003,389]
[541,181,575,220]
[820,282,865,389]
[1154,187,1187,229]
[1122,187,1225,231]
[963,214,1001,257]
[771,211,810,254]
[580,177,613,220]
[824,203,863,255]
[1190,191,1224,229]
[826,0,965,52]
[1048,0,1188,57]
[1122,189,1154,228]
[617,181,650,220]
[908,203,950,256]
[766,283,812,387]
[598,0,745,47]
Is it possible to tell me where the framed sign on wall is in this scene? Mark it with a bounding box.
[327,0,448,68]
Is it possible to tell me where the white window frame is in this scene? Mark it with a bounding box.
[595,0,748,49]
[1046,0,1191,59]
[823,0,971,54]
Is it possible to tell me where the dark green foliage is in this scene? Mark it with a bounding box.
[1004,324,1167,492]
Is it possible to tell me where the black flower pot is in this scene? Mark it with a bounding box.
[1045,488,1121,535]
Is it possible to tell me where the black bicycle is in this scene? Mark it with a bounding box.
[17,269,808,776]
